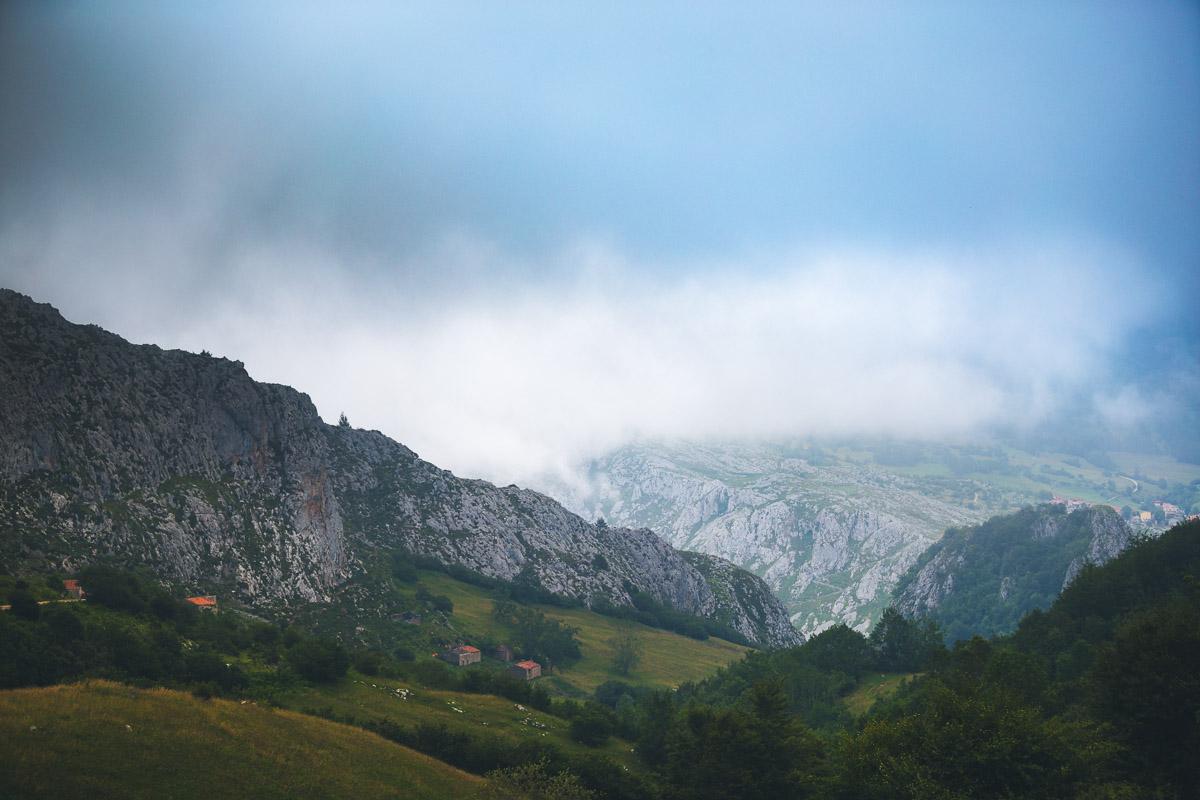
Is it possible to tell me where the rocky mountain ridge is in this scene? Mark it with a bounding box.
[0,289,798,647]
[540,442,991,635]
[892,503,1144,641]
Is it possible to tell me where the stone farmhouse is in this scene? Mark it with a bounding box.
[508,659,541,680]
[440,645,481,667]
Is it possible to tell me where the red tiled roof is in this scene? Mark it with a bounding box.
[63,580,80,590]
[186,596,217,607]
[459,645,480,653]
[515,660,539,669]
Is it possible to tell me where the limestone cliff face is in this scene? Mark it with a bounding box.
[681,551,800,648]
[1059,507,1141,591]
[0,290,798,647]
[539,442,987,635]
[0,292,348,603]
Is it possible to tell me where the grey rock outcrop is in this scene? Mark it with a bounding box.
[539,442,988,635]
[1060,506,1140,591]
[0,290,798,647]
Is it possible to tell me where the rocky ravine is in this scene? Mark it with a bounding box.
[0,290,798,647]
[539,442,992,635]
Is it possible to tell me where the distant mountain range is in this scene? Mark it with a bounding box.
[0,290,798,647]
[540,442,992,635]
[537,440,1196,635]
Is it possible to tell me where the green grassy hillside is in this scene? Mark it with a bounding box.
[892,504,1135,642]
[0,681,480,800]
[280,671,640,769]
[418,571,750,694]
[842,672,916,717]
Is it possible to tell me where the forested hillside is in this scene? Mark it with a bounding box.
[612,519,1200,798]
[892,503,1142,641]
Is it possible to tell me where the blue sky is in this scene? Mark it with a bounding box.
[1,2,1197,480]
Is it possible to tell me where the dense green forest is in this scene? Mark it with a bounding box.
[629,519,1199,798]
[3,519,1198,798]
[658,518,1199,799]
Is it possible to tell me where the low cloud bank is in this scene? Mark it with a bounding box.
[2,221,1164,485]
[2,3,1194,484]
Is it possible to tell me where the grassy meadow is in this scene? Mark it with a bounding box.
[418,571,750,694]
[0,680,480,800]
[280,670,641,768]
[842,672,916,717]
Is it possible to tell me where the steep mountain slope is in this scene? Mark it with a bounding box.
[542,442,989,635]
[0,290,798,647]
[892,503,1142,641]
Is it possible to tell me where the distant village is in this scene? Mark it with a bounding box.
[1049,495,1196,528]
